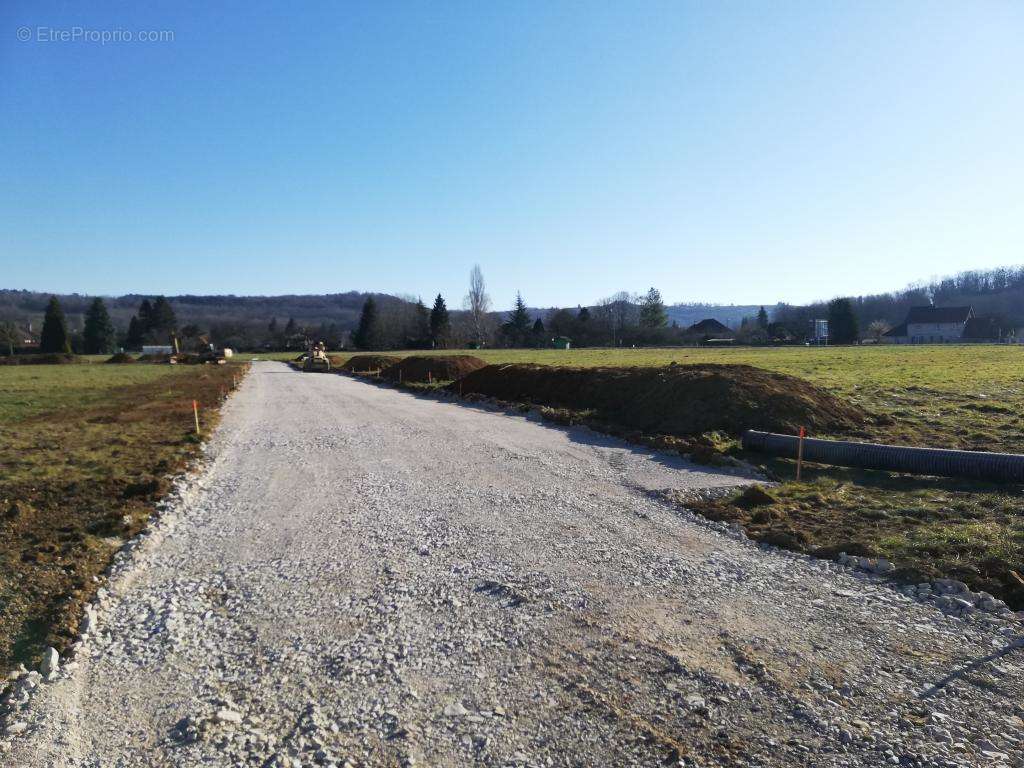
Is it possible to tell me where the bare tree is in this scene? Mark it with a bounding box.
[0,320,18,356]
[868,319,890,343]
[463,264,492,346]
[595,291,636,346]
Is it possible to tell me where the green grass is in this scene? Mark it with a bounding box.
[0,364,211,422]
[0,361,243,671]
[345,345,1024,453]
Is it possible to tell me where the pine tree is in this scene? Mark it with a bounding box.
[503,292,532,347]
[532,317,546,347]
[137,299,155,334]
[83,297,116,354]
[638,287,668,329]
[268,317,278,334]
[40,296,71,354]
[125,315,145,350]
[284,317,297,336]
[827,298,859,344]
[429,294,450,348]
[353,297,382,350]
[413,298,431,348]
[756,306,769,329]
[150,296,177,340]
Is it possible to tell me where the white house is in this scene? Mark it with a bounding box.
[883,305,999,344]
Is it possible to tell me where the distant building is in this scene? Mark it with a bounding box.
[550,336,571,350]
[141,345,175,355]
[686,318,734,338]
[884,305,1006,344]
[809,319,829,345]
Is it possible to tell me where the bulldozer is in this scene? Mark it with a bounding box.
[302,341,331,372]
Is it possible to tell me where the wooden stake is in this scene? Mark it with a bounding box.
[796,426,806,481]
[192,400,201,435]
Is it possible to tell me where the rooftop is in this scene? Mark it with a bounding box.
[905,306,973,324]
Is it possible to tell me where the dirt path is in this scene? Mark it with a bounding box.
[5,362,1022,767]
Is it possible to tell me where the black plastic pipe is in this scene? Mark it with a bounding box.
[742,430,1024,483]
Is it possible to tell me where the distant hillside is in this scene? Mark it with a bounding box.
[0,289,405,334]
[665,303,764,330]
[509,304,764,330]
[774,265,1024,335]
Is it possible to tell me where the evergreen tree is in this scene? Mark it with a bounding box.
[284,317,297,336]
[40,296,71,354]
[827,298,859,344]
[413,298,431,347]
[125,315,145,350]
[268,317,278,334]
[353,296,382,350]
[577,306,590,322]
[638,287,668,329]
[532,317,546,347]
[503,292,532,347]
[756,305,769,329]
[429,294,450,347]
[137,299,155,334]
[83,297,116,354]
[149,296,177,340]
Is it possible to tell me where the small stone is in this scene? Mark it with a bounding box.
[5,721,28,736]
[40,647,59,677]
[443,701,468,717]
[80,606,97,635]
[216,709,243,725]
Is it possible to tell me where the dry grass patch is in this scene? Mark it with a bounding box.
[0,363,245,671]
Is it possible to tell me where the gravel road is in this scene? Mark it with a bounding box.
[5,362,1022,767]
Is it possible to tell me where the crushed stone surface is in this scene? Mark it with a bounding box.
[5,361,1022,767]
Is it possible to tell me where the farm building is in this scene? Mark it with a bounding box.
[884,306,1007,343]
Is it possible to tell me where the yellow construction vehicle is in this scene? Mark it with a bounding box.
[302,341,331,372]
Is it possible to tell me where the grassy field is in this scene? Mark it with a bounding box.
[333,345,1024,607]
[373,345,1024,449]
[0,361,243,671]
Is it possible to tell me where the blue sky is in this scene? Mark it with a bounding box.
[2,1,1022,309]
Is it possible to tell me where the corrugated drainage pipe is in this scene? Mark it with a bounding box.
[742,430,1024,483]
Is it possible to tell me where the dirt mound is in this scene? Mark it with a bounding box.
[452,363,867,437]
[105,352,136,364]
[383,355,487,383]
[0,353,80,365]
[343,354,402,373]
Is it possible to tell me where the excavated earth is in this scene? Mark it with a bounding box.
[3,362,1022,768]
[382,355,488,383]
[342,355,402,374]
[452,363,870,438]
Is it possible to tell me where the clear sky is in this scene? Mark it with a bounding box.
[2,2,1022,309]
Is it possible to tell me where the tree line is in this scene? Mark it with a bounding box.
[4,264,1020,355]
[348,269,685,350]
[773,265,1024,341]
